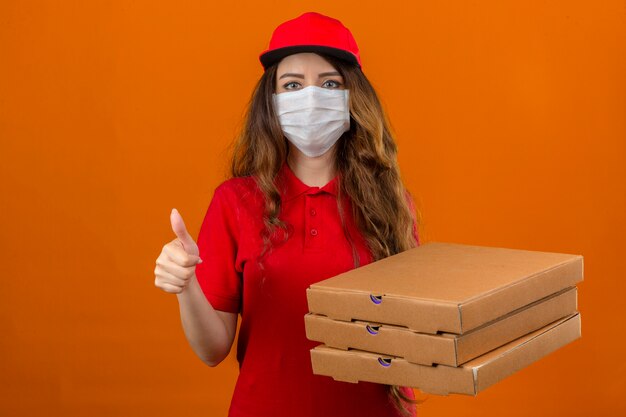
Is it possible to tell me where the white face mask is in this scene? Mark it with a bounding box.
[272,86,350,157]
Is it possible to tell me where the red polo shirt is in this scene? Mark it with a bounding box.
[195,160,419,417]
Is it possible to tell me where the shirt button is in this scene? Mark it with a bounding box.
[310,208,316,216]
[310,228,318,236]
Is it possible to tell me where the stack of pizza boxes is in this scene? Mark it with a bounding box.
[304,242,583,395]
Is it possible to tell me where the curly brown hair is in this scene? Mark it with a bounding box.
[227,52,424,416]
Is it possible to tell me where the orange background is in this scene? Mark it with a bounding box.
[1,1,624,416]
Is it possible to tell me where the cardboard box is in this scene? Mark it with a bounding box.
[305,286,577,366]
[306,242,583,334]
[310,313,581,396]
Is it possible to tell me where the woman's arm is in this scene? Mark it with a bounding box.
[176,274,238,367]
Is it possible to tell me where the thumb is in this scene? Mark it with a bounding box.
[170,208,199,256]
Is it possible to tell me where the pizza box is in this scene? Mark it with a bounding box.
[306,242,583,334]
[310,313,581,396]
[305,286,577,366]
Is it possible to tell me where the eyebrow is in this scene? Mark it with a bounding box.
[278,71,342,80]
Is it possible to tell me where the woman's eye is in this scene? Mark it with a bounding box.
[284,81,300,89]
[323,80,342,88]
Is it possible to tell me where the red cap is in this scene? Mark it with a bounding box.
[259,12,362,70]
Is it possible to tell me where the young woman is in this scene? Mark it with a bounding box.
[154,11,422,417]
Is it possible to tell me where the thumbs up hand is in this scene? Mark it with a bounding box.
[154,208,203,294]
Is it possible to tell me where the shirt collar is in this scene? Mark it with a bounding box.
[278,160,339,201]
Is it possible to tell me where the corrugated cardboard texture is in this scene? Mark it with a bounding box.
[309,313,581,396]
[307,242,583,334]
[305,286,577,366]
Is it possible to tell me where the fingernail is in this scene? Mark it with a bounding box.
[198,258,203,264]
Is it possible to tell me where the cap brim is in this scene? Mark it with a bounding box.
[259,45,360,70]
